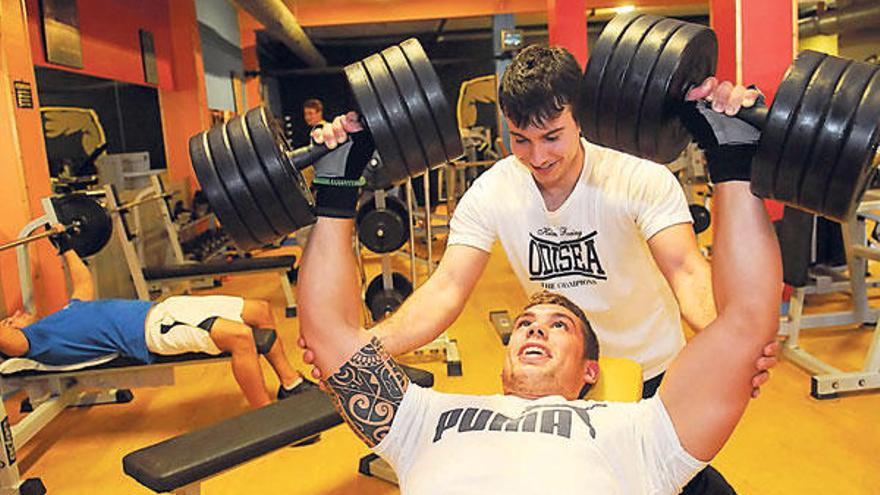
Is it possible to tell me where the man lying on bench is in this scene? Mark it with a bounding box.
[0,230,312,408]
[297,93,781,492]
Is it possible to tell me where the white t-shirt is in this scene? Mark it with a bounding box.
[448,139,692,379]
[375,384,705,494]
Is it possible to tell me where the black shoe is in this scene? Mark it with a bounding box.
[277,377,318,400]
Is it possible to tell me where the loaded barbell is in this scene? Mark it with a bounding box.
[0,194,113,257]
[580,12,880,222]
[189,38,463,251]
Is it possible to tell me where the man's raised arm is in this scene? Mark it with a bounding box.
[297,115,409,447]
[660,82,782,460]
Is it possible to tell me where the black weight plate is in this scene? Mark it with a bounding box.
[800,61,875,214]
[596,14,663,150]
[399,38,464,163]
[345,61,410,184]
[617,17,684,158]
[774,54,849,205]
[244,107,316,231]
[752,50,826,200]
[689,203,711,234]
[382,45,448,168]
[643,23,717,163]
[53,194,113,257]
[357,204,408,253]
[226,114,299,235]
[362,53,428,177]
[581,12,643,144]
[189,131,260,250]
[823,66,880,221]
[206,125,276,244]
[365,272,414,322]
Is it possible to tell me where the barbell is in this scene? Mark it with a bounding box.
[189,38,463,251]
[0,194,113,257]
[579,12,880,222]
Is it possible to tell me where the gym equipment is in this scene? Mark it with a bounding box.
[489,309,515,345]
[364,272,413,321]
[0,322,276,494]
[357,193,409,254]
[102,179,300,317]
[189,38,463,250]
[779,191,880,399]
[123,365,435,494]
[580,12,880,222]
[0,194,112,257]
[689,204,711,234]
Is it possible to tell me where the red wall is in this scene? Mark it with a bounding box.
[26,0,174,90]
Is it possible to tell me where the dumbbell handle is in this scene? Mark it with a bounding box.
[735,101,770,130]
[288,144,332,171]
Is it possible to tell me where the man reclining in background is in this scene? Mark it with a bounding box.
[0,231,312,408]
[295,85,781,492]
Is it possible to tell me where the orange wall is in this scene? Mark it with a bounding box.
[239,9,263,110]
[25,0,175,89]
[159,0,208,191]
[1,0,67,315]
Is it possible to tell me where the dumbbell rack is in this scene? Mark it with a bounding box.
[780,190,880,399]
[357,183,462,377]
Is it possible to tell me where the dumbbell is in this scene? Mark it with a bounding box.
[364,272,413,322]
[579,13,880,222]
[357,193,410,254]
[189,38,463,251]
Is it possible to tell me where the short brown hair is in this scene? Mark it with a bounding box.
[303,98,323,112]
[522,291,599,361]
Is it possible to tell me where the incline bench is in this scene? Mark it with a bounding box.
[123,365,434,494]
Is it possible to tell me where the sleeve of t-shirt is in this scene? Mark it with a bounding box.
[632,397,707,493]
[625,160,693,240]
[447,177,496,253]
[372,384,433,481]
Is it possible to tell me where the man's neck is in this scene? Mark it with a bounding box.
[536,142,585,212]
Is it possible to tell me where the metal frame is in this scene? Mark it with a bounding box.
[105,180,298,316]
[780,195,880,399]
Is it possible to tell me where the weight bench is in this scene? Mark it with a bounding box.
[104,179,299,316]
[123,365,434,494]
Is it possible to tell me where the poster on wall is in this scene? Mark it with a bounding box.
[39,0,84,68]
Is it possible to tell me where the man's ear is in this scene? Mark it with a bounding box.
[583,359,599,385]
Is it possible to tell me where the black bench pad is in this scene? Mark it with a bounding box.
[143,256,296,281]
[2,329,277,379]
[123,364,433,492]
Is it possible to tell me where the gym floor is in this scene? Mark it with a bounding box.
[10,240,880,494]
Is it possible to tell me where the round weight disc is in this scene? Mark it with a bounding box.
[823,66,880,221]
[345,61,410,184]
[399,38,464,163]
[689,203,711,234]
[244,107,316,231]
[774,54,849,205]
[365,272,414,322]
[382,45,448,168]
[800,60,875,213]
[751,50,826,200]
[226,114,299,235]
[53,194,113,257]
[189,131,260,250]
[206,125,276,244]
[362,53,428,177]
[596,14,663,150]
[581,12,643,144]
[617,17,684,157]
[357,201,409,253]
[642,23,717,163]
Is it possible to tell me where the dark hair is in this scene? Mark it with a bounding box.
[303,98,323,112]
[522,291,599,361]
[498,45,582,129]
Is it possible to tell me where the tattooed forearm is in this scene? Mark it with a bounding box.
[324,336,410,447]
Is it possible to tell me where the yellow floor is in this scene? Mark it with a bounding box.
[10,242,880,494]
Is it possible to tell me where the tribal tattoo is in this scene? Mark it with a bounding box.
[325,336,410,447]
